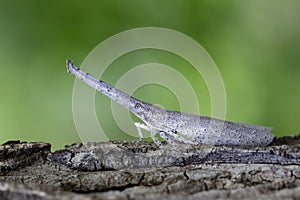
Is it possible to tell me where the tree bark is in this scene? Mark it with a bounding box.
[0,135,299,200]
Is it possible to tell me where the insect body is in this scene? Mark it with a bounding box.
[66,60,274,147]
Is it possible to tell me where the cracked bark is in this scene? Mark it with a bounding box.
[0,135,300,200]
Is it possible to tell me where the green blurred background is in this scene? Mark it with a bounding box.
[0,0,300,150]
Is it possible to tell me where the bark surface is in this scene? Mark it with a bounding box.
[0,135,299,200]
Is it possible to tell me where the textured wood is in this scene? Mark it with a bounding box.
[0,141,50,175]
[0,135,299,200]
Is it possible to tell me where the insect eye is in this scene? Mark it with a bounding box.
[135,103,143,109]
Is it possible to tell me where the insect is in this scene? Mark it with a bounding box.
[66,60,274,147]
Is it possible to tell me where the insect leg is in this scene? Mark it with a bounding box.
[159,132,177,147]
[134,122,162,147]
[151,130,162,147]
[134,122,150,141]
[164,131,197,145]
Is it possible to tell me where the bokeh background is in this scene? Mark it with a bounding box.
[0,0,300,150]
